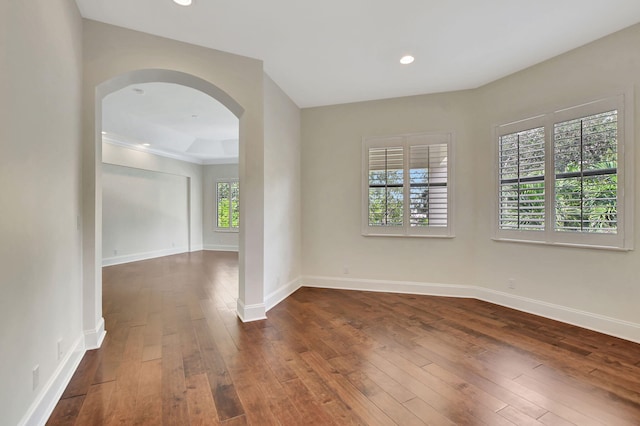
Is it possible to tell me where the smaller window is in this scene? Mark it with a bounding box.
[216,180,239,231]
[362,132,453,237]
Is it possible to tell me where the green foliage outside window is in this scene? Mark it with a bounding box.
[217,181,239,229]
[368,168,403,226]
[499,109,618,234]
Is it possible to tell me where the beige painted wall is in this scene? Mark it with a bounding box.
[302,90,478,285]
[102,141,207,264]
[263,75,302,308]
[1,1,83,424]
[301,23,640,336]
[473,24,640,323]
[103,142,204,254]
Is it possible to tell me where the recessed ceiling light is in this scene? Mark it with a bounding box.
[101,131,106,135]
[400,55,415,65]
[142,143,150,147]
[173,0,192,6]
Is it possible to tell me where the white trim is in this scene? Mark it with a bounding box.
[103,134,205,165]
[265,278,302,311]
[190,244,204,252]
[17,336,85,426]
[203,244,239,252]
[236,299,267,322]
[474,288,640,345]
[102,247,189,266]
[84,317,106,350]
[490,237,632,252]
[103,133,239,165]
[303,275,473,297]
[301,275,640,344]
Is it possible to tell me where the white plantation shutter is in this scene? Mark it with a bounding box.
[363,133,453,237]
[498,127,545,231]
[368,146,404,226]
[554,110,618,233]
[409,144,448,227]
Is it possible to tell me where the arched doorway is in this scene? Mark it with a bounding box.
[83,69,266,349]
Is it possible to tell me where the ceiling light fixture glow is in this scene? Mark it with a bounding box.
[400,55,415,65]
[173,0,192,6]
[142,143,150,147]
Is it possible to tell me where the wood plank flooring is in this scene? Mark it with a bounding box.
[47,251,640,425]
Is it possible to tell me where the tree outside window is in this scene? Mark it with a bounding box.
[217,180,239,230]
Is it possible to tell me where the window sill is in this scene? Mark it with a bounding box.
[363,233,455,239]
[491,237,632,252]
[215,228,239,233]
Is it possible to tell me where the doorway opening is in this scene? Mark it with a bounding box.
[84,69,265,349]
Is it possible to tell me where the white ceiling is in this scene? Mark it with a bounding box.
[90,1,640,162]
[102,82,239,164]
[77,0,640,108]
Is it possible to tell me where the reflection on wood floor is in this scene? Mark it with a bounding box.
[48,251,640,425]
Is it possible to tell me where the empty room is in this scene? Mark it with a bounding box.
[2,1,640,425]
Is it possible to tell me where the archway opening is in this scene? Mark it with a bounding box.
[84,69,265,349]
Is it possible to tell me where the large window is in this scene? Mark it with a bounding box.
[496,95,633,249]
[216,180,239,231]
[362,132,453,237]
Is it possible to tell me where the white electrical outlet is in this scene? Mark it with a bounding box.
[508,279,516,290]
[113,249,118,255]
[32,365,39,390]
[343,265,349,274]
[57,339,64,360]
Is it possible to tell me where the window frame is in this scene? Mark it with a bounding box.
[362,132,454,238]
[493,94,634,250]
[215,179,239,233]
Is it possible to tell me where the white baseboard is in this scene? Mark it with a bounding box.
[302,275,640,344]
[303,275,474,298]
[236,299,267,322]
[190,244,204,252]
[473,287,640,344]
[18,336,85,426]
[102,247,189,266]
[84,317,106,350]
[203,244,239,252]
[265,278,302,312]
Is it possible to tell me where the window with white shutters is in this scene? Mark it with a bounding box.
[216,180,239,231]
[363,133,453,237]
[495,95,632,250]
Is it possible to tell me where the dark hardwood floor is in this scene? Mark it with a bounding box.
[47,251,640,425]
